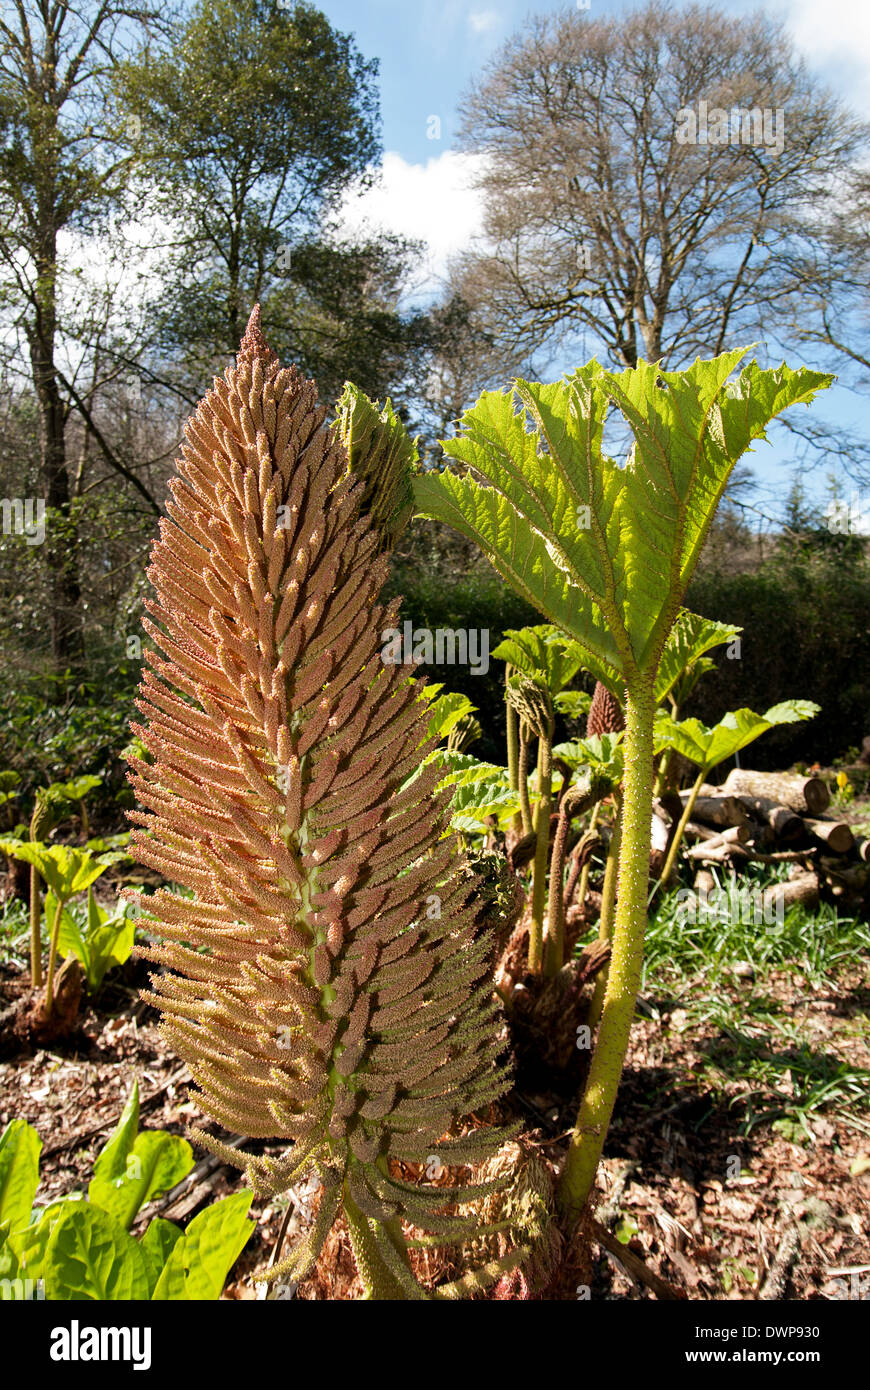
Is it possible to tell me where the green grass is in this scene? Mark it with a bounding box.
[641,862,870,994]
[0,894,29,964]
[576,863,870,1139]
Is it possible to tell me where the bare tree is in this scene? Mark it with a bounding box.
[455,3,868,415]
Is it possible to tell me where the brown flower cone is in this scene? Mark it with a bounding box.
[586,681,625,737]
[125,306,513,1290]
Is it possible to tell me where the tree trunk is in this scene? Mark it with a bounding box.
[29,227,85,675]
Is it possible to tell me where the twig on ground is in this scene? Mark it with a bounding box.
[759,1223,802,1300]
[592,1219,686,1300]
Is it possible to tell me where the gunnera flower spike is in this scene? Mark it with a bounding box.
[125,307,520,1299]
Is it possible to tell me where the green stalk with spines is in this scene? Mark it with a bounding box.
[556,680,655,1221]
[505,662,521,834]
[517,724,534,836]
[529,731,553,973]
[586,793,622,1029]
[658,767,707,886]
[545,796,572,977]
[573,803,599,919]
[545,777,608,977]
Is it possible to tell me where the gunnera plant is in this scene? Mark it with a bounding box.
[125,308,527,1300]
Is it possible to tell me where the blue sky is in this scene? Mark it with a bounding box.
[320,0,869,163]
[318,0,870,522]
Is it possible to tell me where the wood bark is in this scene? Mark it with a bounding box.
[722,768,830,816]
[677,792,750,827]
[763,874,818,914]
[805,817,855,855]
[734,794,804,841]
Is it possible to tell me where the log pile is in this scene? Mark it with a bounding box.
[654,770,868,910]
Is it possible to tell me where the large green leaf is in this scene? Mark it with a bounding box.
[492,624,583,694]
[553,733,624,780]
[48,775,103,805]
[43,1202,149,1300]
[0,1120,41,1234]
[433,754,523,833]
[93,1083,139,1176]
[553,689,592,720]
[9,1197,76,1274]
[151,1190,253,1300]
[0,1225,21,1283]
[90,1092,193,1230]
[653,610,741,706]
[424,689,478,743]
[0,842,108,901]
[54,889,136,993]
[414,354,832,682]
[333,383,417,551]
[552,608,741,710]
[655,700,820,775]
[139,1217,183,1296]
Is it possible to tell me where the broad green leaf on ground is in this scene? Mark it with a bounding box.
[9,1197,79,1273]
[151,1190,253,1300]
[48,775,103,805]
[90,1120,193,1230]
[413,353,832,681]
[655,701,820,775]
[54,889,136,993]
[139,1217,183,1296]
[43,1202,149,1300]
[0,1121,40,1233]
[0,1224,21,1281]
[0,1120,40,1233]
[90,1083,140,1186]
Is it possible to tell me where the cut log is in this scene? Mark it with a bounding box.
[763,873,818,915]
[722,769,829,816]
[686,825,751,860]
[677,792,749,827]
[805,818,854,854]
[734,794,804,842]
[856,838,870,864]
[684,820,723,841]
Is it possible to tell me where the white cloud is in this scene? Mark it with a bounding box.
[468,9,500,34]
[336,150,487,300]
[783,0,870,112]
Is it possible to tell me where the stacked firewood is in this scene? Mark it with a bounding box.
[654,770,869,911]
